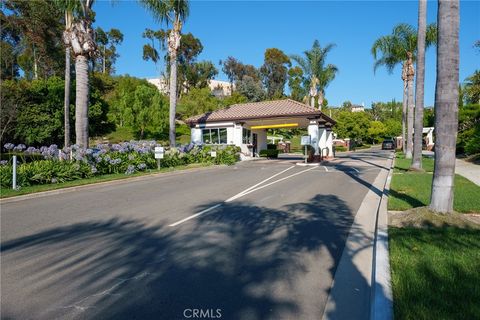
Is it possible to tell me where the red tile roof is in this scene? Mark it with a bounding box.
[186,99,336,125]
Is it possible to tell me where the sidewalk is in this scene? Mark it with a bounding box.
[423,151,479,186]
[455,158,480,186]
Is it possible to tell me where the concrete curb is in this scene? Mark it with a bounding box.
[322,153,394,320]
[370,154,394,320]
[0,165,221,204]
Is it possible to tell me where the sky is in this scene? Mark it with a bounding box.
[94,0,480,108]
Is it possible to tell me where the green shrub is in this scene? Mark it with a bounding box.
[267,144,277,150]
[335,146,347,152]
[259,149,279,158]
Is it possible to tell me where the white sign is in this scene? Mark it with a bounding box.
[301,135,311,146]
[154,146,164,159]
[210,151,217,158]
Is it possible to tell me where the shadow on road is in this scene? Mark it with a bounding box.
[1,195,372,320]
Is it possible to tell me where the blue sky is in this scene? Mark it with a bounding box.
[94,0,480,107]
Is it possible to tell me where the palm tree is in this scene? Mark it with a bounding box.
[140,0,189,147]
[62,0,97,148]
[290,40,338,110]
[411,0,427,170]
[430,0,460,213]
[372,23,436,158]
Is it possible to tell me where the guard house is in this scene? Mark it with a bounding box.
[186,99,336,159]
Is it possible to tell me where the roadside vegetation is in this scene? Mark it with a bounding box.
[389,153,480,213]
[389,209,480,320]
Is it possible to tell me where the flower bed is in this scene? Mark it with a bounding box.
[1,142,240,189]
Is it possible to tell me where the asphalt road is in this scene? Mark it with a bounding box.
[1,148,392,320]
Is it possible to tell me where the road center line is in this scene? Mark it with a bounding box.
[169,165,313,227]
[323,166,329,172]
[168,204,222,227]
[225,166,318,202]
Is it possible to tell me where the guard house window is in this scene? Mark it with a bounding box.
[242,128,251,144]
[202,128,227,144]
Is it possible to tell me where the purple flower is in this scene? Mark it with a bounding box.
[137,163,147,170]
[91,166,98,174]
[125,164,136,175]
[0,160,8,166]
[51,178,58,184]
[14,144,26,152]
[4,143,14,150]
[25,147,38,154]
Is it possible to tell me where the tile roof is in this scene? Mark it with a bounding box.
[186,99,336,124]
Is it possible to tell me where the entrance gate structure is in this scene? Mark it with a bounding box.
[186,99,336,160]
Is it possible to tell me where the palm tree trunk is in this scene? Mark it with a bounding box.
[75,55,89,148]
[64,47,71,148]
[411,0,427,170]
[406,77,414,159]
[429,0,459,213]
[402,80,407,152]
[169,53,177,147]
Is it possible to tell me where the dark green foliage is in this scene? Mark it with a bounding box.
[457,104,480,155]
[236,76,266,102]
[259,149,279,158]
[260,48,291,98]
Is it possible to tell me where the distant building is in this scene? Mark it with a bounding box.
[350,103,365,112]
[146,77,233,97]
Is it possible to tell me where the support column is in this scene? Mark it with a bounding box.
[191,127,202,144]
[326,128,333,158]
[308,120,319,155]
[318,125,327,156]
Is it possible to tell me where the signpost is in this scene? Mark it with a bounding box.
[154,147,164,169]
[210,151,217,158]
[301,135,311,164]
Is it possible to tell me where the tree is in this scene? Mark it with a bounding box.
[411,0,428,170]
[130,84,167,138]
[62,0,97,148]
[184,61,218,90]
[464,70,480,105]
[372,23,437,158]
[429,0,459,213]
[140,0,189,147]
[291,40,338,109]
[221,56,261,85]
[288,66,306,102]
[236,75,266,102]
[334,111,372,141]
[95,27,124,74]
[177,87,222,119]
[260,48,291,98]
[368,121,387,144]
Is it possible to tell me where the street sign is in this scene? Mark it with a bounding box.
[301,135,311,145]
[210,151,217,158]
[154,147,164,159]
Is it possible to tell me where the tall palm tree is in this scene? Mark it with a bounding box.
[411,0,427,170]
[140,0,189,147]
[56,0,79,148]
[372,23,436,158]
[290,40,338,110]
[430,0,460,213]
[62,0,97,148]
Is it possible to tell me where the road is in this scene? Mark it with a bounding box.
[1,148,392,320]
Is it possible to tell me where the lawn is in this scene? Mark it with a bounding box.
[0,163,212,198]
[390,224,480,319]
[389,153,480,213]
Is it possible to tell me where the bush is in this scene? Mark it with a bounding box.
[0,141,240,188]
[335,146,347,152]
[267,144,277,150]
[259,149,279,158]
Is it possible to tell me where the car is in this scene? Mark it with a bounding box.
[382,138,396,150]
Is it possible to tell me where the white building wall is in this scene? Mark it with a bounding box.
[191,128,202,144]
[318,127,328,156]
[326,130,334,157]
[252,129,268,153]
[308,121,320,155]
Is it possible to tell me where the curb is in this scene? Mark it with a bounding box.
[370,154,395,320]
[0,165,221,204]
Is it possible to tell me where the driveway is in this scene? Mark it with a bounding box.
[1,148,392,320]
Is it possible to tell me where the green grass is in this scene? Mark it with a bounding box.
[389,225,480,319]
[389,153,480,213]
[394,152,435,172]
[389,173,480,213]
[0,163,212,198]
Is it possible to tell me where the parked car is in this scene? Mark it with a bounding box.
[382,138,396,150]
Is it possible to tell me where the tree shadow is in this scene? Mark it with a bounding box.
[389,189,425,208]
[1,194,372,320]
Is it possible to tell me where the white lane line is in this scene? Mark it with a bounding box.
[169,166,315,227]
[351,167,360,173]
[233,165,295,198]
[323,166,329,172]
[225,166,318,202]
[168,204,222,227]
